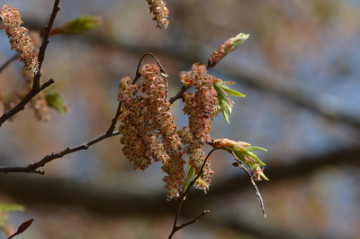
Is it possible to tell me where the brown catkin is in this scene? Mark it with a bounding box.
[1,5,39,74]
[181,63,218,192]
[145,0,169,29]
[118,64,185,200]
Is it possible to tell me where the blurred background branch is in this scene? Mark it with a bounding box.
[0,147,358,214]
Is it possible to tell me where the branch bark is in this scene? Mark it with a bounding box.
[33,0,61,89]
[0,132,120,174]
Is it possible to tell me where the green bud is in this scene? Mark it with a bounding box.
[51,16,102,36]
[45,90,68,114]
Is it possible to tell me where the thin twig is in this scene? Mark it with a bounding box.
[175,210,210,231]
[178,210,210,228]
[209,141,267,217]
[133,53,167,84]
[147,53,169,99]
[105,102,122,135]
[0,131,120,174]
[33,0,61,89]
[169,85,190,104]
[232,159,267,218]
[0,54,18,73]
[0,79,54,127]
[168,148,218,239]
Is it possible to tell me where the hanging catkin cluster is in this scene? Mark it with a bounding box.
[117,34,263,198]
[180,63,219,192]
[118,64,185,200]
[0,5,39,74]
[145,0,169,29]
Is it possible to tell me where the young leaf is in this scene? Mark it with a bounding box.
[221,87,245,97]
[182,166,196,194]
[51,16,102,36]
[244,146,268,152]
[222,109,230,124]
[45,91,68,114]
[213,81,245,124]
[243,151,266,166]
[260,171,269,181]
[229,141,268,180]
[0,204,24,212]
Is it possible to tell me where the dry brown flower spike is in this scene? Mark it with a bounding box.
[0,5,39,74]
[145,0,169,29]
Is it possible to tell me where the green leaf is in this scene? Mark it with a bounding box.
[244,146,268,152]
[221,88,246,97]
[51,16,102,35]
[214,81,246,124]
[260,172,269,181]
[0,203,24,212]
[223,109,230,124]
[230,33,250,47]
[244,151,266,166]
[214,83,232,124]
[45,91,68,114]
[221,98,232,113]
[214,82,245,98]
[182,166,196,199]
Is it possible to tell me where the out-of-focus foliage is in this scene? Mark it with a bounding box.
[45,90,68,114]
[51,16,102,35]
[0,203,24,236]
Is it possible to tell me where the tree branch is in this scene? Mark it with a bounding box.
[176,210,210,231]
[0,131,120,174]
[232,161,266,218]
[105,102,122,135]
[33,0,61,89]
[169,85,190,104]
